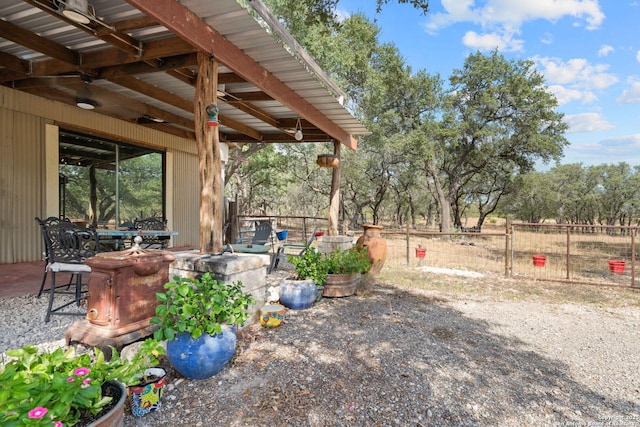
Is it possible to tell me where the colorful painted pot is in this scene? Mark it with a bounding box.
[129,367,166,417]
[260,304,285,327]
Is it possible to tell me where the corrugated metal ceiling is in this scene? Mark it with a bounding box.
[0,0,369,146]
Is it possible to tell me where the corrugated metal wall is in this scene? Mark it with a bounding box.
[0,109,45,262]
[0,87,200,263]
[172,150,200,248]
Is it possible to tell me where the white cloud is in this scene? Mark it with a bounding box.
[547,85,584,105]
[424,0,605,55]
[637,50,640,62]
[598,44,614,57]
[564,113,614,133]
[426,0,605,33]
[617,79,640,104]
[461,30,524,51]
[534,56,618,104]
[564,134,640,165]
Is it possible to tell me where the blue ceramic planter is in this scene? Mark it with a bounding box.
[279,278,320,310]
[166,327,236,380]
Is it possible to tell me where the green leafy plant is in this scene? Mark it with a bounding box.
[151,273,256,341]
[0,339,164,427]
[288,249,329,286]
[323,247,372,275]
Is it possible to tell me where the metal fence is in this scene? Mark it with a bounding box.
[242,215,640,289]
[375,223,640,289]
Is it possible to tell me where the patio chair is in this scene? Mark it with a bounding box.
[35,217,99,322]
[133,217,170,249]
[251,221,273,245]
[269,229,317,273]
[35,217,71,298]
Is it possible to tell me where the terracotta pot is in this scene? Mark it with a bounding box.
[87,380,126,427]
[355,224,387,275]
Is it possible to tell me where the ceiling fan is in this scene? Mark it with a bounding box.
[74,74,99,109]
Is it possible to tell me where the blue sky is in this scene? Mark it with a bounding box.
[337,0,640,168]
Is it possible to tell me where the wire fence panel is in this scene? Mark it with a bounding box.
[256,216,640,289]
[367,229,508,276]
[511,223,638,288]
[355,223,639,289]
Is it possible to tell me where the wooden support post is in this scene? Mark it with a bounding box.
[328,141,341,236]
[195,52,223,253]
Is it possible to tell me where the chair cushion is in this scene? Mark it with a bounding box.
[47,262,91,273]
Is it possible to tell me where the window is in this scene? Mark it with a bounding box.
[58,130,165,227]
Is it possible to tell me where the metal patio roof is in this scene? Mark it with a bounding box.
[0,0,369,149]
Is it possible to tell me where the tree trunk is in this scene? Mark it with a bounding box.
[195,53,223,253]
[89,166,97,227]
[328,142,341,236]
[427,164,451,234]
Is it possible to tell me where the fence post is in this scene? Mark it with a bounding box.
[632,231,636,288]
[406,223,410,267]
[505,219,511,277]
[566,226,571,280]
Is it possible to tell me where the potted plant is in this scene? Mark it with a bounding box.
[279,249,327,310]
[322,247,372,297]
[0,339,164,426]
[151,273,256,380]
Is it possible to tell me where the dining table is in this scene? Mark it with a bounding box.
[96,228,179,251]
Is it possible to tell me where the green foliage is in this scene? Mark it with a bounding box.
[288,249,329,286]
[323,247,372,274]
[61,153,163,225]
[288,247,371,284]
[0,341,163,426]
[151,273,256,341]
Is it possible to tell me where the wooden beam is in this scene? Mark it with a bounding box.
[124,0,357,150]
[0,19,79,65]
[22,0,143,57]
[0,51,31,74]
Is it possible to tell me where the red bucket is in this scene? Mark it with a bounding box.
[608,260,625,274]
[532,255,546,267]
[415,248,426,259]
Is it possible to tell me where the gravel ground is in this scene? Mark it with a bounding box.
[1,269,640,426]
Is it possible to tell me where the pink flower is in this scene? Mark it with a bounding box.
[28,406,48,419]
[82,378,92,385]
[52,422,63,427]
[73,367,90,376]
[67,377,74,383]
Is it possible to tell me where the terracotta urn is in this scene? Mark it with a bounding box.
[355,224,387,275]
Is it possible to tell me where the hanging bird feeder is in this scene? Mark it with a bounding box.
[206,104,219,127]
[316,154,340,168]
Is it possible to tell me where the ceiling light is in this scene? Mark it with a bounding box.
[76,98,96,110]
[294,118,304,141]
[58,0,92,24]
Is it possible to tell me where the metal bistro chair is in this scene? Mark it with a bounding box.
[35,216,71,298]
[133,217,169,249]
[36,217,99,322]
[269,229,317,273]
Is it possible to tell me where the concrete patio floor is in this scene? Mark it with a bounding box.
[0,246,201,300]
[0,261,43,299]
